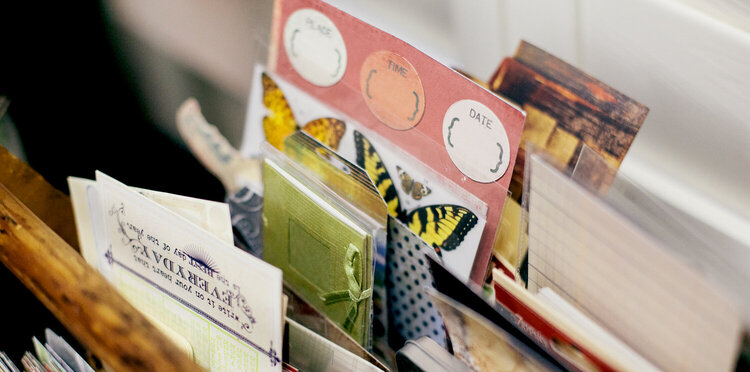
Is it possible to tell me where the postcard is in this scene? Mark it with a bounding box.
[90,172,283,372]
[68,176,234,268]
[490,40,648,201]
[245,0,526,283]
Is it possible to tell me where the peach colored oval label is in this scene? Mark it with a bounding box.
[360,51,425,130]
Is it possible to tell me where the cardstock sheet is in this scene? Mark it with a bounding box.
[32,337,66,372]
[93,172,283,372]
[385,218,446,349]
[44,329,95,372]
[490,40,649,274]
[282,287,389,371]
[525,154,743,372]
[286,319,384,372]
[262,0,525,283]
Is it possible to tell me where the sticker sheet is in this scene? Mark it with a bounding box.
[245,67,487,282]
[243,0,525,283]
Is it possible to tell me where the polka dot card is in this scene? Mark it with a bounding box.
[386,218,446,348]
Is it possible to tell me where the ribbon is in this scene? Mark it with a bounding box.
[319,244,372,331]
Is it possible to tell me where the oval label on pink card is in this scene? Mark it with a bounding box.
[283,8,347,87]
[443,99,510,183]
[360,51,425,130]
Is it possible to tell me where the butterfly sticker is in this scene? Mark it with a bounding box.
[396,165,431,200]
[354,130,477,258]
[261,72,346,151]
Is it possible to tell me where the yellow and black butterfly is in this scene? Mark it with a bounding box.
[261,72,346,151]
[396,166,431,200]
[354,130,478,257]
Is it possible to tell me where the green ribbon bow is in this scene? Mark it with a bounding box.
[320,243,372,331]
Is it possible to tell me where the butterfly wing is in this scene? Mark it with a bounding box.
[353,130,403,219]
[412,182,431,200]
[261,72,298,150]
[302,118,346,151]
[396,165,414,195]
[397,165,432,201]
[405,205,478,257]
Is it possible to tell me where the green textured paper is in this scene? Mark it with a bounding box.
[263,159,372,346]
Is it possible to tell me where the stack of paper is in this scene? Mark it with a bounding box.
[0,329,94,372]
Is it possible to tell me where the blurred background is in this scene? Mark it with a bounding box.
[0,0,748,246]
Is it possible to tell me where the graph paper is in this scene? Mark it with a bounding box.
[525,153,743,372]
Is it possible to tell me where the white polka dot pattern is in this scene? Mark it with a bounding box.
[386,217,446,348]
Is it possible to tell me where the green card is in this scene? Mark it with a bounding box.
[263,134,386,348]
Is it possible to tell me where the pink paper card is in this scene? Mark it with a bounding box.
[266,0,525,283]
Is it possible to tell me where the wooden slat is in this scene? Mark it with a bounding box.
[0,145,78,251]
[0,183,204,372]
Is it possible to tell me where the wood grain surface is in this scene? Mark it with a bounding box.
[0,145,79,251]
[490,42,649,200]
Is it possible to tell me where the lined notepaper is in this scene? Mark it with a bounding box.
[525,154,743,372]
